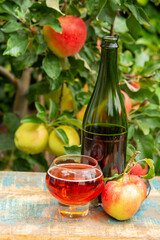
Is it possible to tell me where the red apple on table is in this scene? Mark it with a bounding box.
[130,162,148,176]
[101,174,147,221]
[43,15,87,58]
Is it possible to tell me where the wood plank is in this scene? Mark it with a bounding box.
[0,236,156,240]
[0,171,159,239]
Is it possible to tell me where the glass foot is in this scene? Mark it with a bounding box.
[58,202,89,218]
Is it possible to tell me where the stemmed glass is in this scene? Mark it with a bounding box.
[46,154,104,218]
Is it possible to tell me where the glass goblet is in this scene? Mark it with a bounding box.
[46,154,104,218]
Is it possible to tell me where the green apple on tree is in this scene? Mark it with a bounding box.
[43,15,87,58]
[48,125,80,156]
[14,123,48,154]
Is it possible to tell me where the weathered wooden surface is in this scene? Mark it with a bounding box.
[0,171,160,240]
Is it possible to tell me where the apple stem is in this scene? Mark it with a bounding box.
[64,0,68,15]
[122,151,141,183]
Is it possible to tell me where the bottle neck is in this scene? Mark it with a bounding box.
[98,46,119,88]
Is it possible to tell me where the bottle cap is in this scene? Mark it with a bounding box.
[101,36,118,49]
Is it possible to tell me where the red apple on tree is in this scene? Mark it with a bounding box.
[130,162,148,176]
[101,174,147,221]
[43,15,87,58]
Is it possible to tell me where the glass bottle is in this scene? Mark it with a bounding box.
[81,36,128,178]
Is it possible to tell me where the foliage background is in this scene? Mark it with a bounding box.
[0,0,160,174]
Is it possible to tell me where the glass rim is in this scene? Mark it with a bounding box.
[49,154,99,170]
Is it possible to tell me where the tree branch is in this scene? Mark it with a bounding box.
[57,82,64,118]
[13,68,33,118]
[110,11,119,36]
[0,66,18,86]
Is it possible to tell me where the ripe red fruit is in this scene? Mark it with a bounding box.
[130,162,148,176]
[117,174,147,202]
[43,15,87,58]
[101,174,147,220]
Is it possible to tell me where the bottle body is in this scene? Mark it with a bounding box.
[81,36,128,178]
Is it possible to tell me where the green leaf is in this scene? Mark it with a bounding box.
[135,120,150,135]
[114,16,128,33]
[28,153,49,171]
[32,34,47,55]
[97,1,115,24]
[134,130,154,159]
[74,54,94,73]
[124,4,149,26]
[141,63,160,76]
[126,14,142,39]
[43,53,62,80]
[13,157,33,172]
[58,115,82,129]
[21,115,44,124]
[135,50,149,68]
[1,21,24,33]
[3,112,19,134]
[46,0,63,15]
[28,80,50,103]
[137,7,150,26]
[125,3,139,19]
[64,145,81,155]
[36,112,47,122]
[55,128,69,145]
[12,49,38,70]
[144,118,160,130]
[127,144,136,161]
[119,33,134,43]
[104,174,122,183]
[21,0,33,13]
[142,109,160,118]
[120,50,134,67]
[128,124,135,140]
[14,150,49,171]
[49,99,58,120]
[39,14,61,32]
[0,133,15,150]
[86,0,107,18]
[48,72,64,91]
[3,33,29,57]
[0,30,5,42]
[76,92,91,105]
[122,87,154,101]
[35,102,46,113]
[1,2,19,17]
[154,148,160,175]
[142,159,155,180]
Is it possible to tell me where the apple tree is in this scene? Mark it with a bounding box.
[0,0,160,174]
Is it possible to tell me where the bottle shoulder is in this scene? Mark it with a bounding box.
[83,89,128,129]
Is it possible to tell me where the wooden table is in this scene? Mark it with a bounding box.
[0,171,159,240]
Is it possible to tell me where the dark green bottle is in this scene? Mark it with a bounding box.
[81,36,128,178]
